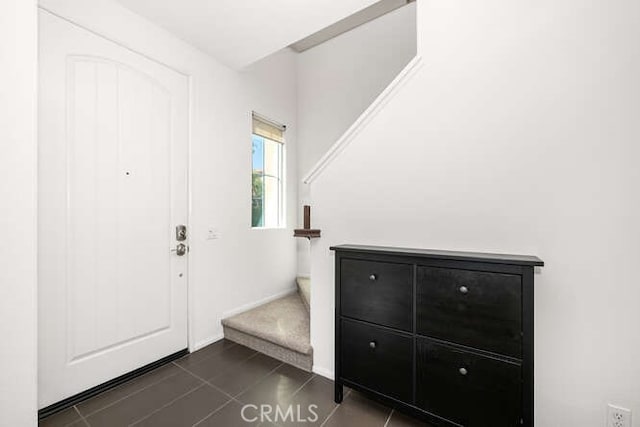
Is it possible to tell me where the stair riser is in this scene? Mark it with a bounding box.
[223,326,313,372]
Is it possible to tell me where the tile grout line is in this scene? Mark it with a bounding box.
[175,347,259,384]
[65,342,316,427]
[174,356,289,404]
[289,373,316,399]
[76,367,183,418]
[180,340,239,367]
[383,409,394,427]
[174,342,253,374]
[229,349,261,365]
[171,340,246,378]
[265,373,316,427]
[127,383,207,427]
[172,361,244,404]
[131,350,273,427]
[190,361,285,427]
[180,360,300,427]
[320,388,352,427]
[231,362,285,400]
[199,378,243,405]
[71,406,90,427]
[190,398,235,427]
[62,341,241,422]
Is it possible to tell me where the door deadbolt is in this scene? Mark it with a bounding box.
[176,225,187,241]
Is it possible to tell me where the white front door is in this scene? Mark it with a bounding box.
[38,10,189,408]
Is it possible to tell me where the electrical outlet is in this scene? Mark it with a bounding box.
[607,404,631,427]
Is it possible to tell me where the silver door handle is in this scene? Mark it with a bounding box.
[171,243,187,256]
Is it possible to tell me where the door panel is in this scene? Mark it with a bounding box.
[39,11,189,407]
[67,56,174,361]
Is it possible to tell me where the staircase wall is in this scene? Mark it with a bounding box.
[309,1,640,425]
[296,3,417,275]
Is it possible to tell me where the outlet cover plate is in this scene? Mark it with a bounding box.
[607,404,631,427]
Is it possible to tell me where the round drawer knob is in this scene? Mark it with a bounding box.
[369,341,377,349]
[369,274,377,281]
[459,286,469,294]
[459,367,468,376]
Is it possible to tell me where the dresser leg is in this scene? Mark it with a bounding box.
[334,382,343,403]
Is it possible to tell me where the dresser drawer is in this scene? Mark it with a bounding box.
[341,319,413,402]
[416,266,522,357]
[340,259,412,331]
[416,338,522,426]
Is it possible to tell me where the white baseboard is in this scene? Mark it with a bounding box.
[192,333,224,352]
[312,365,334,380]
[221,287,297,319]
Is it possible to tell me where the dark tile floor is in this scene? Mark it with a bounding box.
[39,340,431,427]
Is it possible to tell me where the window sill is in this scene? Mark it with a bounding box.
[251,226,287,231]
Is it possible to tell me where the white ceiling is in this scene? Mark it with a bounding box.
[115,0,381,69]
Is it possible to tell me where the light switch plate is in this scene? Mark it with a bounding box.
[207,228,221,240]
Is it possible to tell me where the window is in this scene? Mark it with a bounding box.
[252,113,285,228]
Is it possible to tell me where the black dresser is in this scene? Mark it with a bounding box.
[331,245,543,427]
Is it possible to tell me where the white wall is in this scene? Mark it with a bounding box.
[0,0,38,425]
[309,0,640,425]
[38,0,299,356]
[296,3,416,275]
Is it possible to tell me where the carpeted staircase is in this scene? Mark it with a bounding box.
[221,277,312,371]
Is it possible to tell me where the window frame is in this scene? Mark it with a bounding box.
[251,114,286,230]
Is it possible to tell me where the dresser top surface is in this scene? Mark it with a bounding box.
[330,244,544,267]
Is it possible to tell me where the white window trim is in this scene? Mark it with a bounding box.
[251,116,286,229]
